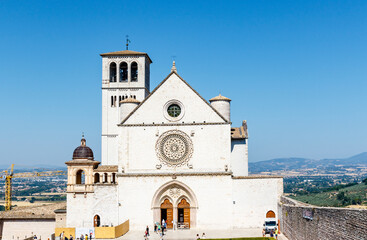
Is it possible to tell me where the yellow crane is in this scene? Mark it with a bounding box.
[1,164,67,211]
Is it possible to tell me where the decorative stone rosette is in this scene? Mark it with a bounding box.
[155,130,193,167]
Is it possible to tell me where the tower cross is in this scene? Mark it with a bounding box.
[126,35,131,50]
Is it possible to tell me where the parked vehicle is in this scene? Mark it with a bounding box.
[263,217,277,234]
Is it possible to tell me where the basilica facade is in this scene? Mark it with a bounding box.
[65,49,283,231]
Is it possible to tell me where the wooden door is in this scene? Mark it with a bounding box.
[167,208,173,228]
[266,210,276,218]
[178,199,190,228]
[161,199,173,229]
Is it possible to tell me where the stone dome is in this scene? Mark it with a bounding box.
[72,138,94,160]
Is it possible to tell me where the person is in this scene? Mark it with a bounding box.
[196,233,200,239]
[60,232,64,240]
[163,221,167,233]
[70,235,73,240]
[201,233,206,239]
[275,228,278,239]
[146,225,150,236]
[154,222,157,233]
[270,230,274,238]
[85,234,88,240]
[158,224,161,236]
[262,228,265,237]
[89,233,92,240]
[80,234,84,240]
[34,235,37,240]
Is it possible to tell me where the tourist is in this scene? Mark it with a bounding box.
[146,225,150,236]
[80,234,84,240]
[196,233,200,239]
[201,233,206,239]
[163,221,167,232]
[275,228,278,239]
[270,230,274,238]
[70,235,73,240]
[262,229,265,237]
[154,222,157,233]
[34,235,37,240]
[60,232,64,240]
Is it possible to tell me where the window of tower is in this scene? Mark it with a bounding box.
[119,62,128,82]
[94,173,100,183]
[109,62,117,82]
[76,170,85,184]
[131,62,138,81]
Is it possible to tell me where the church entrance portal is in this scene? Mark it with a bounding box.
[160,199,173,228]
[152,181,198,229]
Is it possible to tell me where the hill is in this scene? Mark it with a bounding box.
[249,152,367,173]
[290,181,367,207]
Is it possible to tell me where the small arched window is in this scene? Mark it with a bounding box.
[76,170,85,184]
[120,62,128,82]
[103,173,108,183]
[112,173,116,183]
[94,173,100,183]
[110,62,117,82]
[94,215,101,227]
[131,62,138,81]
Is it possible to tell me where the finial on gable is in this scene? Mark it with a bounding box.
[171,61,177,73]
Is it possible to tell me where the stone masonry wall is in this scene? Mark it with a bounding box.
[279,196,367,240]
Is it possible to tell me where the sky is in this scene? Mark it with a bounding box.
[0,0,366,167]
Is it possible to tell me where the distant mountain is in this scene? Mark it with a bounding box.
[0,164,66,172]
[249,152,367,173]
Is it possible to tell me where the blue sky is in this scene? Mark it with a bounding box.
[0,0,366,166]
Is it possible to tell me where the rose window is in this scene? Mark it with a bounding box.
[156,130,193,166]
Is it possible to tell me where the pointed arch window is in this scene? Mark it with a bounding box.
[109,62,117,82]
[131,62,138,81]
[119,62,128,82]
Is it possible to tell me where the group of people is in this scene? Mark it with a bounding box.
[59,231,92,240]
[262,227,279,239]
[195,233,206,239]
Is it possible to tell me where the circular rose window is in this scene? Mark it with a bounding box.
[156,130,193,166]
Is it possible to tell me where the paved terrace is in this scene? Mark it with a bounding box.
[118,228,288,240]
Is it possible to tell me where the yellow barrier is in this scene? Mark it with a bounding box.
[55,228,76,238]
[95,220,129,239]
[95,226,115,238]
[115,220,129,238]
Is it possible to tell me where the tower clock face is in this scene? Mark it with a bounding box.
[156,130,193,166]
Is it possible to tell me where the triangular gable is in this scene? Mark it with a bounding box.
[120,71,228,125]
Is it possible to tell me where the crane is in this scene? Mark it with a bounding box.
[1,164,67,211]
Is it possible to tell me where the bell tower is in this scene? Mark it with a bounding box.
[100,49,152,165]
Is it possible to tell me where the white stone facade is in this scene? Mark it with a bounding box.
[65,49,283,231]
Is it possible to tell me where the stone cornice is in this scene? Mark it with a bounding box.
[101,87,148,90]
[232,175,283,179]
[118,122,231,127]
[116,171,233,177]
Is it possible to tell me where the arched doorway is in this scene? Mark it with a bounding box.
[178,198,190,228]
[266,210,276,218]
[152,180,198,229]
[94,215,100,227]
[160,199,173,228]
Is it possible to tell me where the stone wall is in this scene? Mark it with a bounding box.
[279,196,367,240]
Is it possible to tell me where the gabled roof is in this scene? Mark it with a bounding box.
[100,50,152,63]
[119,71,229,125]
